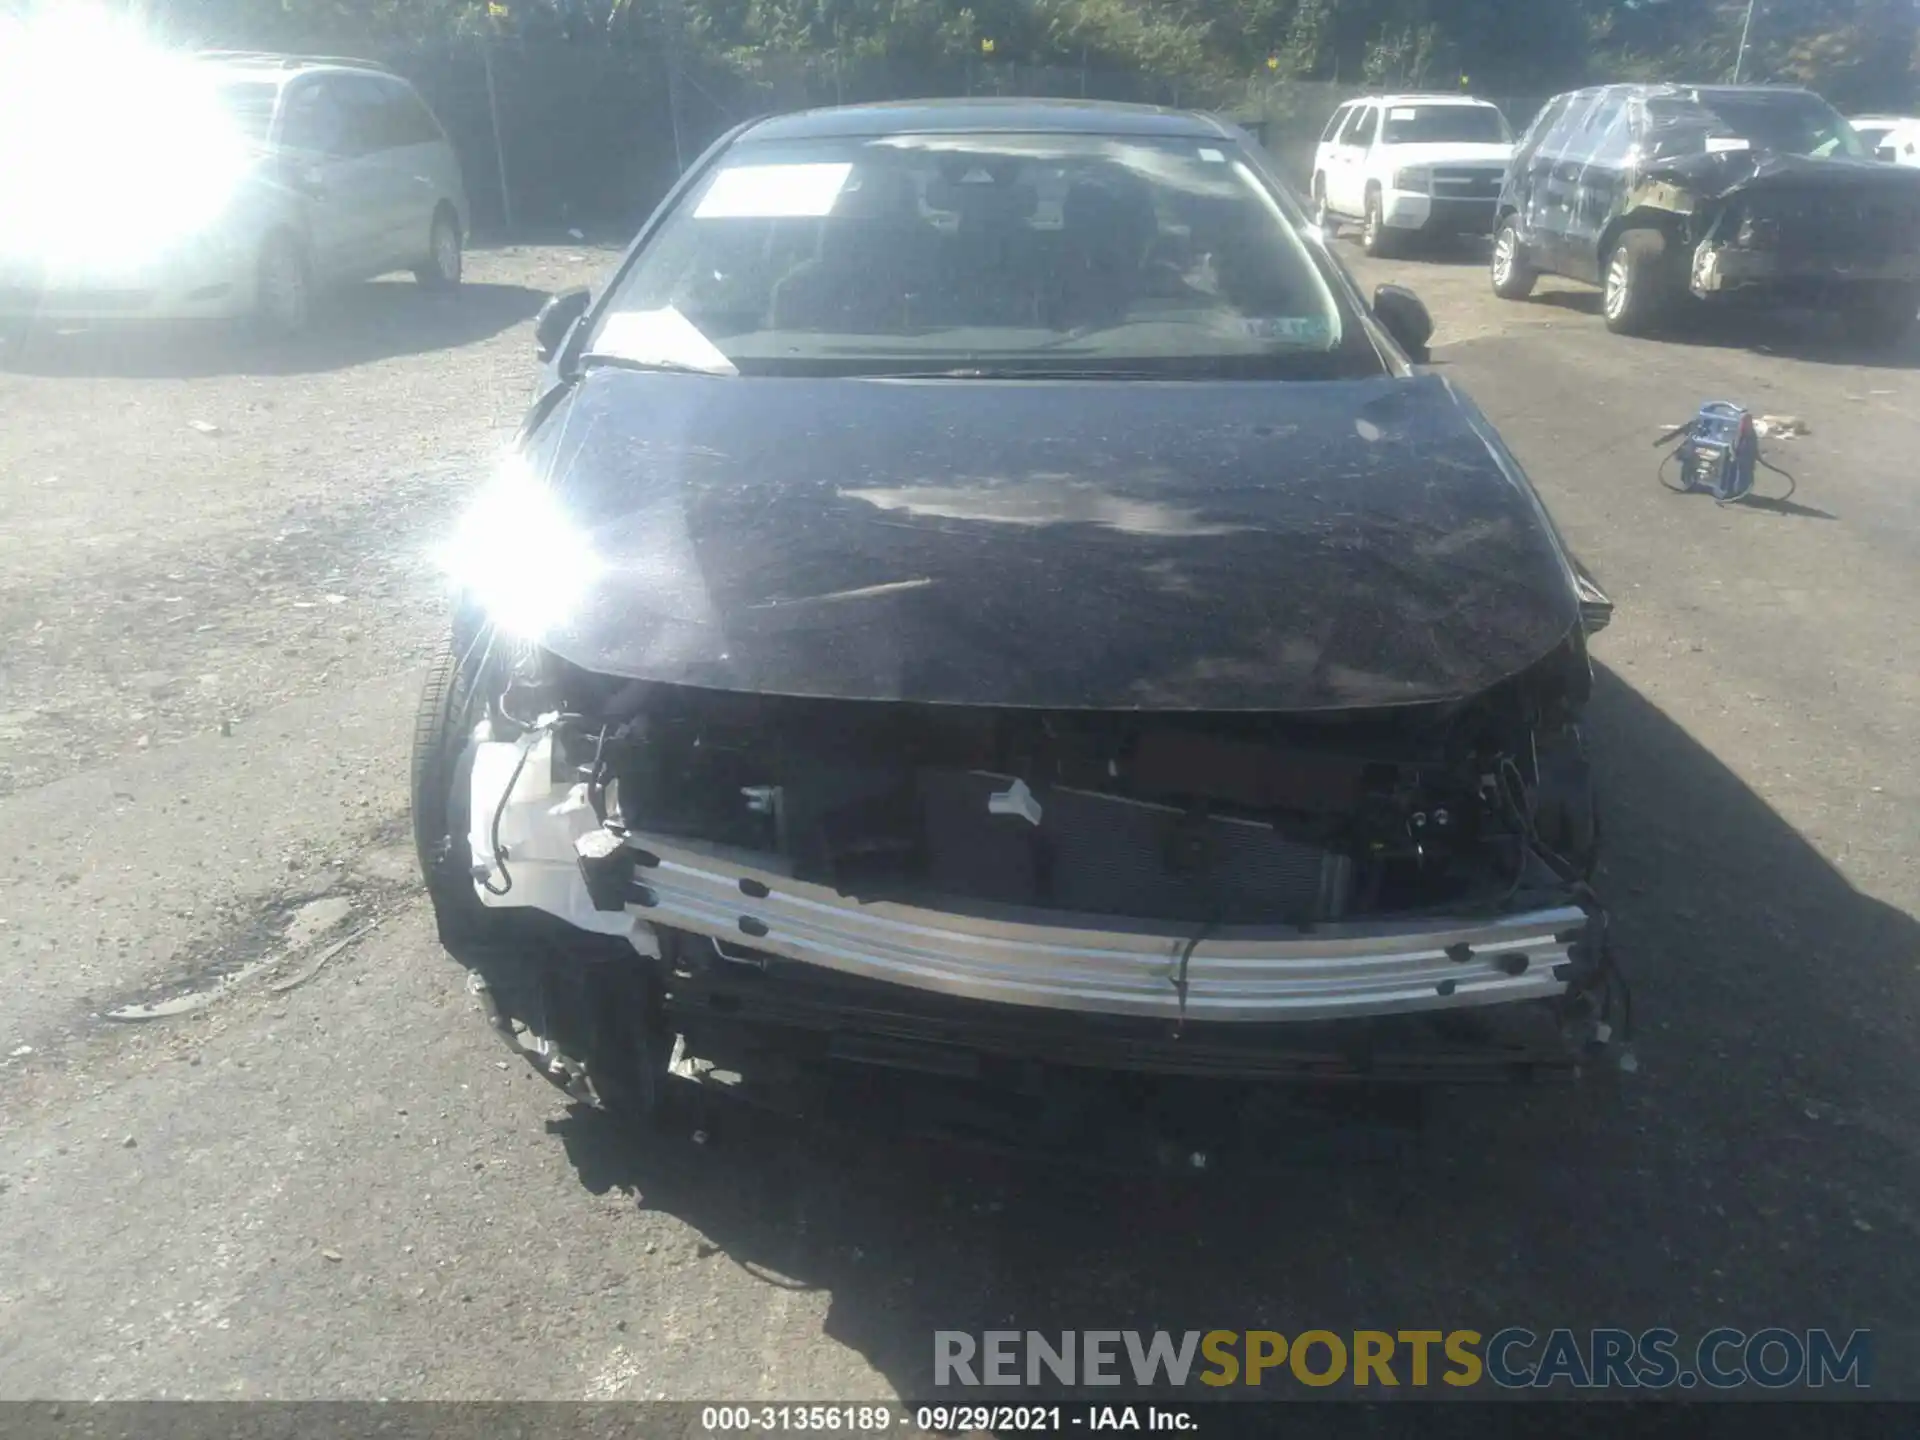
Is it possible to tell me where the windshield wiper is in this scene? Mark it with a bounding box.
[578,352,735,377]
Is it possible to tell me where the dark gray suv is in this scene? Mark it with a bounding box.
[1490,83,1920,345]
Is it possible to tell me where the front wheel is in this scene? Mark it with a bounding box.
[411,632,493,943]
[414,206,463,292]
[253,232,312,338]
[1312,176,1336,238]
[1362,191,1397,257]
[1490,220,1537,300]
[1602,229,1671,336]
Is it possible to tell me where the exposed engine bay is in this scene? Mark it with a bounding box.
[434,636,1624,1147]
[1666,167,1920,300]
[520,645,1601,931]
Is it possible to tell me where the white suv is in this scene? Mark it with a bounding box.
[1850,114,1920,166]
[1311,94,1515,255]
[0,51,468,336]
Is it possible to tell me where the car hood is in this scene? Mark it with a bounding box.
[1649,146,1920,200]
[1381,141,1513,167]
[518,370,1582,711]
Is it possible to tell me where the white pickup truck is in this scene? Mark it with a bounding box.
[1311,94,1516,255]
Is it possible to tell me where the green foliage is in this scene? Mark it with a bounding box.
[141,0,1918,108]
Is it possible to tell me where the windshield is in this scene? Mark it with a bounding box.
[1692,89,1868,158]
[216,80,279,143]
[1381,104,1511,145]
[591,132,1369,379]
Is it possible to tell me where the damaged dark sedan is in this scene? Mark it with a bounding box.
[1492,83,1920,343]
[412,101,1623,1148]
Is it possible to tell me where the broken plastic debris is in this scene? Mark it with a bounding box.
[1754,414,1808,439]
[987,778,1044,826]
[568,228,586,240]
[107,991,220,1021]
[187,420,222,436]
[268,925,376,995]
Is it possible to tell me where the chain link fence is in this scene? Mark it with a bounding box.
[374,40,1548,238]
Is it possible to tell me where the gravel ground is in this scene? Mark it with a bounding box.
[1,237,1917,1403]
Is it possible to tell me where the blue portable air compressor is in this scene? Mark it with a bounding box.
[1655,401,1759,503]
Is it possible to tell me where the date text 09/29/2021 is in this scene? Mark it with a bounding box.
[700,1405,1191,1433]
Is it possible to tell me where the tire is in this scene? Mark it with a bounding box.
[1601,229,1671,336]
[1312,176,1336,238]
[1841,283,1919,349]
[411,631,493,943]
[253,231,312,338]
[1490,219,1537,300]
[414,205,463,292]
[1362,189,1397,258]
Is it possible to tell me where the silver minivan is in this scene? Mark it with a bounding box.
[0,51,469,336]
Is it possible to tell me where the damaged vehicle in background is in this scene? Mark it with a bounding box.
[1491,84,1920,345]
[412,100,1624,1156]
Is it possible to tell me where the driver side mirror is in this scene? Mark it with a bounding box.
[535,287,591,363]
[1372,283,1434,361]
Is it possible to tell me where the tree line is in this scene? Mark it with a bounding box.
[143,0,1920,110]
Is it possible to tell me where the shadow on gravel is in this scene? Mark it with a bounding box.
[1520,289,1920,369]
[0,280,547,379]
[546,664,1920,1402]
[1334,232,1492,269]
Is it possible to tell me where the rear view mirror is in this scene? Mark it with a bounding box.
[1372,284,1434,360]
[535,287,591,363]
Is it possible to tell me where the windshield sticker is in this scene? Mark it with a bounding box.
[1242,316,1336,347]
[1197,147,1226,163]
[1389,107,1419,120]
[1705,136,1752,153]
[694,162,853,219]
[592,307,738,375]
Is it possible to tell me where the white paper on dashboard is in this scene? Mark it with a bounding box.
[592,307,739,375]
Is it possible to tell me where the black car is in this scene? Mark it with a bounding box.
[413,100,1622,1149]
[1491,83,1920,343]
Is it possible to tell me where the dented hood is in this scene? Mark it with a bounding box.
[1649,146,1920,202]
[522,370,1582,711]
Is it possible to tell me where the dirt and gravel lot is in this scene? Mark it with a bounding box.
[1,236,1917,1402]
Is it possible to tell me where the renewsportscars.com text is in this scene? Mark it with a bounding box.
[934,1328,1871,1390]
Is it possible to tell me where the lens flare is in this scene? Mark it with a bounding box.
[438,458,602,642]
[0,5,252,269]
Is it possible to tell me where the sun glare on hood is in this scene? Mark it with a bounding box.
[0,4,254,268]
[437,456,603,643]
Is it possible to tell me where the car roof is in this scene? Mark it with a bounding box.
[1352,94,1499,107]
[738,98,1234,143]
[1686,84,1821,103]
[192,51,402,84]
[1551,82,1819,103]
